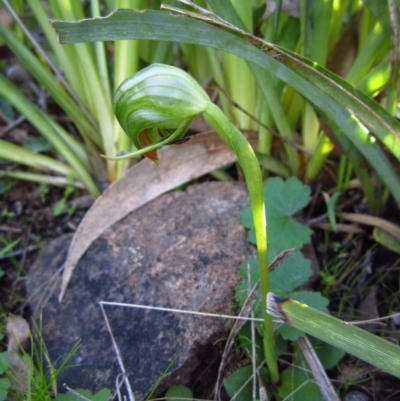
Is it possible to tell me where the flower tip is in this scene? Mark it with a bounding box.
[144,149,159,165]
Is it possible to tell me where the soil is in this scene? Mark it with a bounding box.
[0,181,91,325]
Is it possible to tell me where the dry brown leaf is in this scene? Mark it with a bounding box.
[59,130,258,301]
[313,222,364,234]
[341,212,400,240]
[355,287,380,332]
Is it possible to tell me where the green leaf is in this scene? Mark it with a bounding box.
[267,293,400,379]
[266,177,312,216]
[278,324,304,342]
[165,384,193,400]
[362,0,400,33]
[0,180,11,195]
[309,338,346,370]
[291,291,329,312]
[91,388,112,401]
[53,198,67,217]
[270,250,312,294]
[326,191,341,231]
[54,388,111,401]
[0,353,9,375]
[223,365,269,401]
[374,227,400,255]
[0,377,10,401]
[26,137,53,153]
[238,322,266,362]
[52,8,400,205]
[235,255,327,337]
[0,239,20,257]
[236,259,264,325]
[0,20,99,149]
[0,75,99,197]
[278,367,322,401]
[242,177,312,257]
[0,139,73,177]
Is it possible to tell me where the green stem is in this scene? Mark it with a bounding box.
[203,103,278,383]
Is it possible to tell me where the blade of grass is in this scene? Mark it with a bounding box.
[50,0,117,180]
[267,292,400,379]
[51,7,400,152]
[91,0,112,105]
[386,0,400,115]
[346,22,390,85]
[0,74,99,197]
[311,0,333,67]
[181,4,400,158]
[207,0,299,172]
[356,57,390,96]
[0,140,73,176]
[0,25,101,149]
[113,0,143,178]
[0,170,85,188]
[253,66,299,173]
[51,7,400,204]
[10,0,98,129]
[305,134,334,181]
[299,0,332,168]
[205,47,233,121]
[219,1,256,129]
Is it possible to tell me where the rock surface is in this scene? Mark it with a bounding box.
[26,182,256,400]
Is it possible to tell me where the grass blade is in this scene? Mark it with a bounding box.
[267,292,400,379]
[0,74,99,197]
[0,140,73,176]
[51,8,400,204]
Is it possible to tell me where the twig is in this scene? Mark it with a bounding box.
[99,301,264,323]
[63,384,93,401]
[297,335,340,401]
[0,245,39,260]
[248,263,257,401]
[99,303,135,401]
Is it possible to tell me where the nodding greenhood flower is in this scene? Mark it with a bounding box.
[112,63,278,381]
[114,63,210,164]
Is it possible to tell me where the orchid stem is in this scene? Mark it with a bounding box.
[204,103,279,382]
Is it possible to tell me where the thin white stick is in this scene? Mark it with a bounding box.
[99,301,264,322]
[113,373,125,401]
[64,384,93,401]
[228,362,265,401]
[99,303,135,401]
[247,263,257,401]
[297,335,340,401]
[282,379,315,401]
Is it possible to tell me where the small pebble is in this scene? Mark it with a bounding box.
[343,390,371,401]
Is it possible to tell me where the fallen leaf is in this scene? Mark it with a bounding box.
[355,287,380,332]
[341,212,400,240]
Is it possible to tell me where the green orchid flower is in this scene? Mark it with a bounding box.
[113,64,209,164]
[112,63,278,382]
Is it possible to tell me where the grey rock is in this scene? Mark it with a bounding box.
[26,182,256,400]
